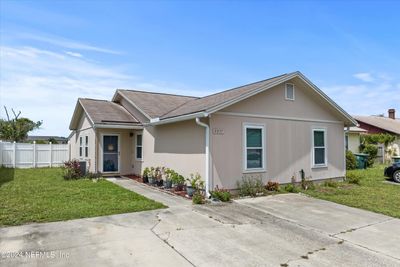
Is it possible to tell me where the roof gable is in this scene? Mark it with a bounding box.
[69,98,140,130]
[115,90,198,119]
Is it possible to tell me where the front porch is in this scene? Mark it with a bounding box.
[94,127,143,176]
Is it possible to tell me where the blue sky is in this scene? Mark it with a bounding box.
[1,0,399,136]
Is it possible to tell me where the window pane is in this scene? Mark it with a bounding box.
[85,147,88,157]
[247,149,262,168]
[137,134,142,146]
[314,148,325,164]
[246,128,262,147]
[314,131,325,147]
[79,147,82,157]
[104,136,118,152]
[136,147,142,159]
[103,154,118,172]
[85,136,88,145]
[286,84,294,99]
[80,137,82,145]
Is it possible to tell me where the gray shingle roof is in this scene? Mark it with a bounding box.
[79,98,140,124]
[118,90,198,118]
[354,115,400,135]
[160,73,291,119]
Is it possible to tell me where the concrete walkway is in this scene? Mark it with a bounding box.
[0,178,399,267]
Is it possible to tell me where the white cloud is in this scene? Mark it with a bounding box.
[65,51,83,58]
[0,45,203,137]
[11,32,121,55]
[323,77,400,116]
[353,72,374,82]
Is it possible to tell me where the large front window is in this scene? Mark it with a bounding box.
[313,129,327,167]
[244,124,265,171]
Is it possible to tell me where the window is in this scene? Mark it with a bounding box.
[79,136,83,157]
[136,134,143,160]
[285,83,295,100]
[85,136,89,157]
[313,129,327,167]
[244,124,265,171]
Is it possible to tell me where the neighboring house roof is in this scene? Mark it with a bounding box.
[347,126,367,133]
[354,115,400,135]
[116,90,198,119]
[27,136,67,142]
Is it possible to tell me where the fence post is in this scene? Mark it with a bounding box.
[49,142,52,168]
[33,141,36,168]
[13,141,16,168]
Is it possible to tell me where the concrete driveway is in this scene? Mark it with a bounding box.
[1,179,399,267]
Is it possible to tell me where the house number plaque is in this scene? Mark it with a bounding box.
[212,128,224,135]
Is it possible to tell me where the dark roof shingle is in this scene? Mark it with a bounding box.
[354,115,400,135]
[80,98,140,124]
[118,90,198,118]
[161,73,291,119]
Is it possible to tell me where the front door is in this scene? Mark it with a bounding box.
[103,135,119,173]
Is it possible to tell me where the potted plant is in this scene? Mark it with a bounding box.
[155,167,164,187]
[164,168,173,189]
[148,167,156,185]
[186,173,204,197]
[172,172,185,191]
[142,167,150,183]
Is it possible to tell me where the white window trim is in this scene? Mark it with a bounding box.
[84,136,89,158]
[135,133,143,161]
[285,83,295,101]
[243,123,266,173]
[79,136,83,157]
[312,128,328,168]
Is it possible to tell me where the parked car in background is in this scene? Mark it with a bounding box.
[384,162,400,183]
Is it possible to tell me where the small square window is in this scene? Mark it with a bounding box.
[285,83,295,100]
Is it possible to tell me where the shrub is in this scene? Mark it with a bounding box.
[362,144,378,167]
[346,173,362,185]
[323,180,338,188]
[346,151,357,170]
[85,172,101,179]
[63,160,82,180]
[186,173,204,191]
[210,186,231,202]
[237,176,265,197]
[192,192,205,204]
[265,181,280,191]
[284,183,300,193]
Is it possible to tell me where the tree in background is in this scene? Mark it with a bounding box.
[359,133,396,166]
[0,107,42,142]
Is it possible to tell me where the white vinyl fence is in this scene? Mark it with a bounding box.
[0,141,70,168]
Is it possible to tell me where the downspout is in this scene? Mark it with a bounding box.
[195,117,210,197]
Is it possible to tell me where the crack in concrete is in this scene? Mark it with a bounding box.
[150,213,196,267]
[331,218,395,237]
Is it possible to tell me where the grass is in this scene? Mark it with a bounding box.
[0,167,166,226]
[302,165,400,219]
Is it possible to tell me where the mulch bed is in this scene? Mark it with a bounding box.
[123,174,191,199]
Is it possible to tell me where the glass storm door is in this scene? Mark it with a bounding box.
[103,135,119,172]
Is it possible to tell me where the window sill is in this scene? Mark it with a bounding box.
[243,169,266,174]
[312,165,328,169]
[135,159,144,162]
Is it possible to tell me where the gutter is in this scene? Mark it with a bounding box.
[195,116,210,198]
[146,112,207,126]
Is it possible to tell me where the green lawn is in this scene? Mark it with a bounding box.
[303,165,400,218]
[0,167,165,226]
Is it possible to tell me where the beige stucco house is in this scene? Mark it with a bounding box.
[69,71,357,192]
[345,126,367,153]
